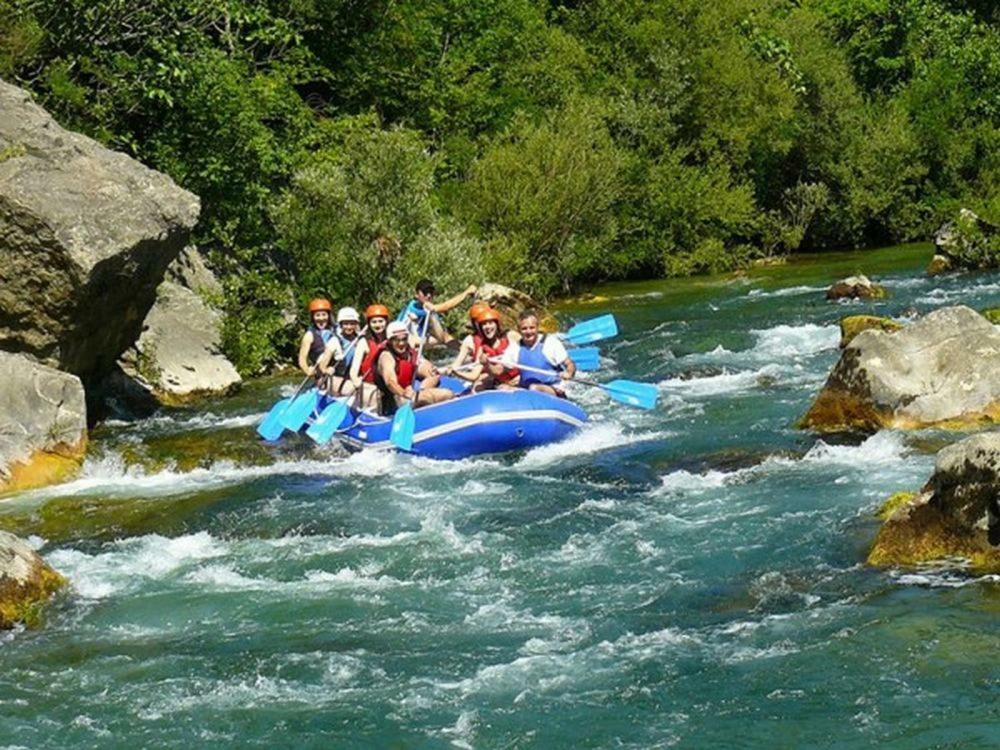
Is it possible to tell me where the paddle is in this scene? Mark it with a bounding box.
[508,362,659,410]
[568,346,600,372]
[390,313,432,451]
[303,326,370,444]
[257,375,312,441]
[560,314,618,345]
[279,387,321,431]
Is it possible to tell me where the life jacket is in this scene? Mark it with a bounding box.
[396,299,427,324]
[333,331,359,376]
[516,334,560,386]
[307,325,334,364]
[360,333,387,383]
[373,341,420,394]
[473,333,518,383]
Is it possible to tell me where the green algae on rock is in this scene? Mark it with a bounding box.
[839,315,903,348]
[0,530,66,628]
[983,308,1000,324]
[801,306,1000,432]
[868,433,1000,571]
[826,275,888,301]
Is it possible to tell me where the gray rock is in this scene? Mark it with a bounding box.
[932,208,1000,272]
[118,281,241,403]
[825,274,887,301]
[166,246,223,300]
[0,530,65,628]
[0,79,200,383]
[868,431,1000,570]
[801,306,1000,431]
[477,282,559,334]
[0,352,86,492]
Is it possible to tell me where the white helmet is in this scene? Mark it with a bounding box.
[337,306,360,323]
[386,321,409,339]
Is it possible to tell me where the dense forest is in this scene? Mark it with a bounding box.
[2,0,999,372]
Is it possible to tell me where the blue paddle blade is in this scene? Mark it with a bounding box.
[602,379,659,410]
[390,403,416,451]
[563,314,618,345]
[569,346,600,371]
[305,398,351,445]
[279,389,319,431]
[257,397,292,441]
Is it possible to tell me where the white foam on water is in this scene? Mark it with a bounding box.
[516,422,664,469]
[658,468,749,493]
[798,430,907,467]
[746,285,825,299]
[659,363,786,397]
[749,323,839,360]
[48,531,226,599]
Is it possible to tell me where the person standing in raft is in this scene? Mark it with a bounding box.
[376,321,455,414]
[298,298,340,390]
[448,307,520,391]
[350,303,391,411]
[316,306,362,396]
[398,278,477,346]
[500,310,576,397]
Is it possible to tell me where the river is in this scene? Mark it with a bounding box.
[2,243,999,748]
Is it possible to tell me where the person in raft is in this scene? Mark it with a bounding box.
[447,307,521,391]
[375,321,455,414]
[500,309,576,397]
[444,301,490,382]
[297,298,339,390]
[398,278,477,346]
[350,303,391,412]
[316,306,362,396]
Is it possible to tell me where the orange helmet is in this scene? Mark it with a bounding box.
[365,303,390,320]
[308,298,332,314]
[477,307,501,324]
[469,301,490,321]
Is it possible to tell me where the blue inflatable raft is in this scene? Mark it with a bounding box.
[335,378,588,460]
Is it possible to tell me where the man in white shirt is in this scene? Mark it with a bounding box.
[501,310,576,397]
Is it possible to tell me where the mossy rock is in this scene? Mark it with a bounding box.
[877,491,917,520]
[983,308,1000,325]
[0,532,66,629]
[839,315,902,348]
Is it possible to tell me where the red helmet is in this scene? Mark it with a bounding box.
[469,301,490,321]
[477,307,501,324]
[365,303,390,320]
[308,298,332,314]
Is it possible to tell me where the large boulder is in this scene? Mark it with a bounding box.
[0,79,200,383]
[930,208,1000,275]
[868,432,1000,570]
[838,315,902,348]
[801,306,1000,432]
[0,531,65,628]
[476,283,559,334]
[825,274,887,301]
[117,278,241,405]
[0,352,87,493]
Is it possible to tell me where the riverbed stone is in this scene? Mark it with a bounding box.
[0,531,65,628]
[931,208,1000,274]
[801,306,1000,432]
[825,275,887,301]
[0,352,87,493]
[0,79,200,383]
[839,315,903,348]
[868,432,1000,570]
[476,283,559,333]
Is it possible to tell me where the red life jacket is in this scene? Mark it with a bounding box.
[473,333,518,382]
[373,341,420,393]
[360,333,387,383]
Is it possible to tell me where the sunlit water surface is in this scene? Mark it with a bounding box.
[2,244,1000,748]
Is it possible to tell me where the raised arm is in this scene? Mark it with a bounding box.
[431,285,477,314]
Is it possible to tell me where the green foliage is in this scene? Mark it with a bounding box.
[3,0,1000,371]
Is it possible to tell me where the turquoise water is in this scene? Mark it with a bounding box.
[2,244,1000,748]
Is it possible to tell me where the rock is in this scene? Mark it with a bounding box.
[932,208,1000,273]
[0,79,200,383]
[0,352,87,493]
[476,283,560,334]
[117,281,241,405]
[926,254,953,276]
[825,275,887,301]
[983,308,1000,325]
[166,246,223,299]
[801,306,1000,432]
[0,531,65,628]
[839,315,903,348]
[868,432,1000,570]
